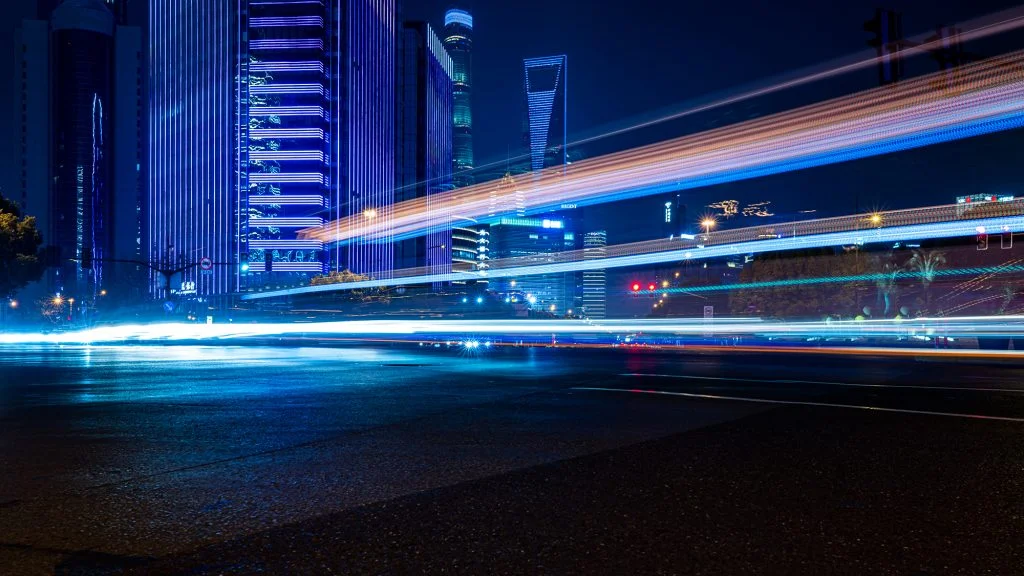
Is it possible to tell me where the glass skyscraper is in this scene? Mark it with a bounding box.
[150,0,396,297]
[396,21,454,281]
[523,55,567,172]
[443,8,474,188]
[15,0,141,300]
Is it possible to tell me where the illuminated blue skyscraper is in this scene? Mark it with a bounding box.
[396,22,453,279]
[443,8,474,188]
[150,0,396,296]
[149,0,240,297]
[523,55,567,172]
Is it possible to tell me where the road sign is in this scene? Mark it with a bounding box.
[163,301,176,313]
[200,257,213,271]
[703,305,714,319]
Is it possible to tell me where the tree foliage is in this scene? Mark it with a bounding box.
[0,193,44,298]
[729,248,871,319]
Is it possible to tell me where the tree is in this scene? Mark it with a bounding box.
[906,249,946,312]
[728,248,871,319]
[873,257,901,318]
[0,192,44,299]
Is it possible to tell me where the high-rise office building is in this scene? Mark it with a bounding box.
[150,0,396,297]
[491,216,575,314]
[396,21,454,280]
[14,0,142,299]
[443,8,473,188]
[523,55,567,172]
[582,231,607,319]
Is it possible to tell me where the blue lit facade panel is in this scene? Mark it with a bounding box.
[338,0,396,279]
[397,22,454,286]
[150,0,240,296]
[523,55,567,172]
[245,0,330,279]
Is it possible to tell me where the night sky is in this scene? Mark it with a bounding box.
[3,0,1024,241]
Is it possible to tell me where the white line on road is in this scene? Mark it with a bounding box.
[574,386,1024,423]
[618,373,1024,393]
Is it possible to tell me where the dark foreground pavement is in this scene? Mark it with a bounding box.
[2,344,1023,574]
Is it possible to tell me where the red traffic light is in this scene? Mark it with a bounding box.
[647,283,656,291]
[631,283,641,292]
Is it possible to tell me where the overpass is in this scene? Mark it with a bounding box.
[242,200,1024,300]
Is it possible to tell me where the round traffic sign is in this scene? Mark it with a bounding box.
[200,257,213,271]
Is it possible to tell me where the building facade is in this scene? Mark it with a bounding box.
[581,231,607,319]
[396,21,454,279]
[150,0,397,298]
[443,8,474,188]
[490,216,576,315]
[14,0,141,301]
[523,55,567,172]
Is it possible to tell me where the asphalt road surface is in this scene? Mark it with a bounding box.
[1,343,1023,574]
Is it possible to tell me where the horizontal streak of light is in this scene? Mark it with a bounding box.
[634,264,1024,295]
[445,7,1024,191]
[247,195,325,205]
[249,217,324,227]
[247,262,324,272]
[250,39,324,50]
[250,16,324,27]
[249,150,325,162]
[301,52,1024,246]
[573,387,1024,423]
[250,61,325,73]
[248,240,324,249]
[245,212,1024,299]
[4,316,1024,345]
[249,172,325,184]
[250,128,325,139]
[249,84,324,95]
[249,106,325,117]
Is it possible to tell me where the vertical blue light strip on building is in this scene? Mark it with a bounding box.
[344,0,396,278]
[425,24,454,288]
[150,0,239,296]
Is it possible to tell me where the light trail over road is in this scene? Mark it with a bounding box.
[245,200,1024,299]
[300,51,1024,247]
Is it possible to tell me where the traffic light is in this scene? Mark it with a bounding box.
[647,283,657,298]
[631,282,641,297]
[977,232,989,251]
[864,8,904,85]
[264,250,273,273]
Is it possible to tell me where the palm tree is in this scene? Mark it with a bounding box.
[907,249,947,311]
[875,261,901,317]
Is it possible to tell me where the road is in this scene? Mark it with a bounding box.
[1,344,1023,574]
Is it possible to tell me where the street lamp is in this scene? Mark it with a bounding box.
[869,213,883,226]
[8,300,17,309]
[52,296,63,306]
[99,289,107,296]
[701,218,717,235]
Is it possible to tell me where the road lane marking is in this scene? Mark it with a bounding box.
[618,373,1024,393]
[574,386,1024,423]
